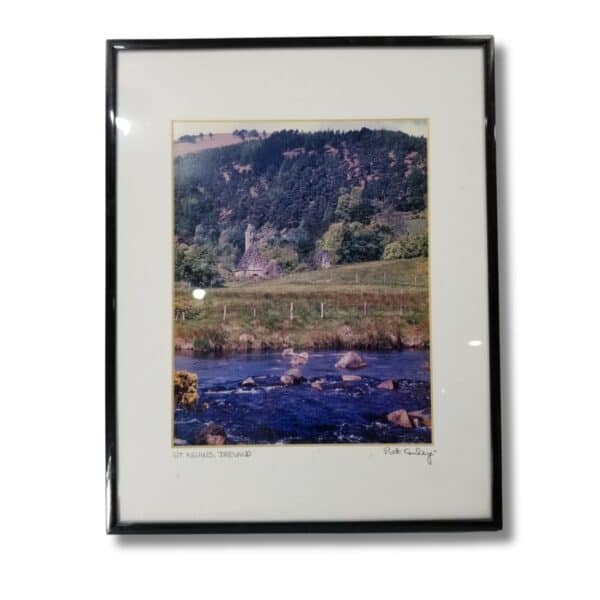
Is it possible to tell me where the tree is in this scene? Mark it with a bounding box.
[383,232,428,260]
[319,222,388,264]
[174,243,189,280]
[318,222,345,263]
[399,166,427,210]
[335,186,375,223]
[340,222,386,263]
[262,244,300,272]
[383,241,405,260]
[175,243,223,286]
[193,224,207,245]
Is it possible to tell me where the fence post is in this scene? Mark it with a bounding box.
[223,304,227,321]
[253,305,256,318]
[321,302,325,319]
[290,302,294,320]
[363,302,367,316]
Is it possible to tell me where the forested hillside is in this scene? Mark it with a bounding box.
[174,128,427,284]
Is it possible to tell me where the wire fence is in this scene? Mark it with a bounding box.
[175,297,426,322]
[175,269,428,322]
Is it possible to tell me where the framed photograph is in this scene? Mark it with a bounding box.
[106,36,501,533]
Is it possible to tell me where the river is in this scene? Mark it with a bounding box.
[174,350,431,445]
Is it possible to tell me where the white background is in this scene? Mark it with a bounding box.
[0,1,598,599]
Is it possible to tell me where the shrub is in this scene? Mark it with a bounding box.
[318,221,389,264]
[174,371,198,407]
[261,245,300,272]
[175,243,223,287]
[383,232,428,260]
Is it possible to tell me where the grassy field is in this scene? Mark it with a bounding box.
[174,258,429,353]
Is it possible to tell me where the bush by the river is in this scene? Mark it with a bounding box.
[174,370,199,407]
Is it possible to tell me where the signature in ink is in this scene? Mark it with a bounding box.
[384,446,437,465]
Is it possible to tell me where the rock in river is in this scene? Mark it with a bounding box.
[285,367,303,378]
[335,351,367,370]
[290,351,310,366]
[377,379,398,390]
[242,377,256,387]
[195,423,227,445]
[408,409,432,427]
[281,368,305,385]
[387,409,413,429]
[342,374,362,382]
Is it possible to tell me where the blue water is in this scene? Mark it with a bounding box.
[174,350,431,445]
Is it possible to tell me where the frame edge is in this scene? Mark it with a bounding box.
[106,40,119,534]
[482,36,503,532]
[105,35,502,534]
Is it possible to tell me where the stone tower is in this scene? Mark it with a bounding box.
[245,223,255,252]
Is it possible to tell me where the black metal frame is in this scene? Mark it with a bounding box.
[106,36,501,534]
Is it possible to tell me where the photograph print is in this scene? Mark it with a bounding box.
[173,119,431,446]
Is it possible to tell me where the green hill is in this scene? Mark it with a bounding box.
[174,127,427,283]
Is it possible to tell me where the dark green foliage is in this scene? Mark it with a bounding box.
[174,243,223,287]
[335,187,375,223]
[174,128,427,273]
[261,244,300,271]
[320,222,391,264]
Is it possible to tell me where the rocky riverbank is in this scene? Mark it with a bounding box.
[175,322,429,355]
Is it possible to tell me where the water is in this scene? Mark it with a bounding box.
[174,350,431,445]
